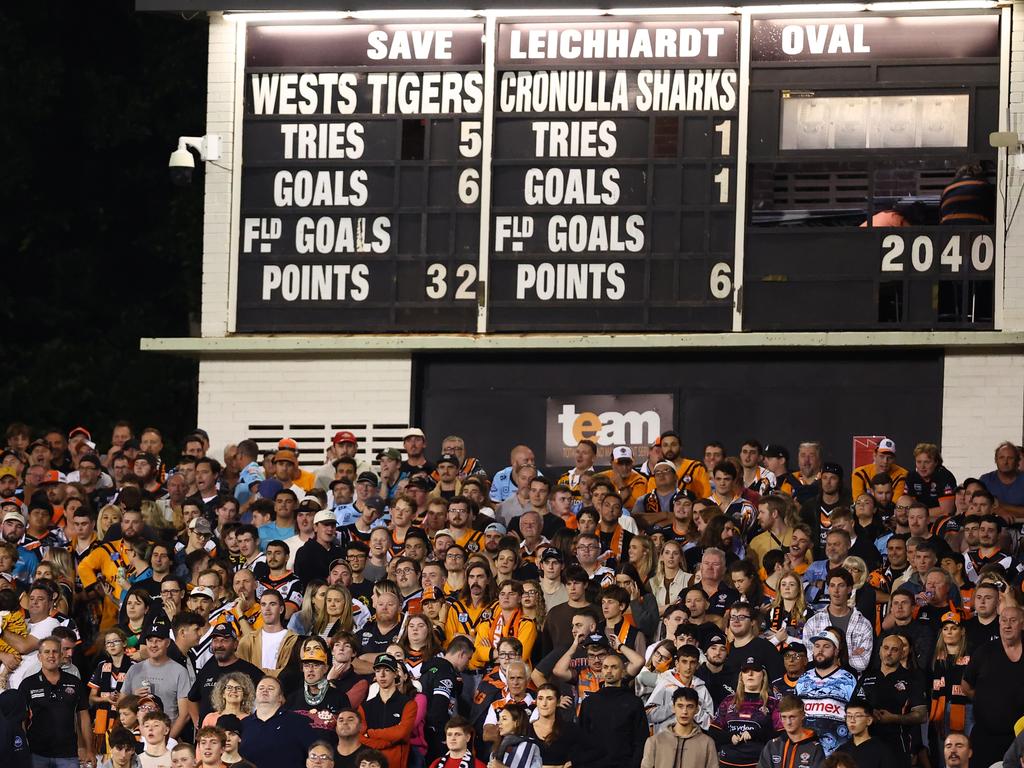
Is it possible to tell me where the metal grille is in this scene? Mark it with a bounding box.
[245,423,411,469]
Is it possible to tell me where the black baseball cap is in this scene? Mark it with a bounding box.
[585,633,610,650]
[540,547,564,563]
[143,624,170,641]
[437,454,460,467]
[211,623,237,639]
[218,714,243,734]
[763,444,788,460]
[356,471,380,487]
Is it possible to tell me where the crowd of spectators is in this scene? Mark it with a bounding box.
[3,421,1024,768]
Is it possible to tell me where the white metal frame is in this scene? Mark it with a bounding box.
[225,19,247,334]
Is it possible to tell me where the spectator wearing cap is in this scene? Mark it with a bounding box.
[283,497,321,570]
[373,450,405,503]
[269,449,308,503]
[430,454,463,501]
[772,641,808,697]
[24,490,69,559]
[402,428,435,476]
[794,627,858,755]
[798,461,848,562]
[537,547,568,610]
[557,440,597,503]
[708,656,782,768]
[316,432,372,494]
[851,438,907,501]
[343,492,386,549]
[359,653,418,768]
[696,630,731,709]
[632,461,680,531]
[759,445,795,498]
[216,713,256,768]
[295,510,347,586]
[597,446,648,511]
[187,620,263,727]
[122,624,193,737]
[852,632,927,766]
[286,637,353,741]
[240,676,317,766]
[272,438,315,493]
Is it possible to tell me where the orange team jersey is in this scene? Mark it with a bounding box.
[645,458,711,499]
[472,610,537,668]
[850,463,908,500]
[0,608,28,657]
[445,598,499,669]
[77,539,146,601]
[557,468,592,501]
[292,468,317,492]
[597,469,648,509]
[454,528,485,554]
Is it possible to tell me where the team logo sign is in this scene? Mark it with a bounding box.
[545,394,673,465]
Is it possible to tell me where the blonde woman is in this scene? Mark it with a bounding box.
[97,504,122,540]
[626,535,656,585]
[841,555,877,620]
[323,585,355,639]
[288,579,329,636]
[764,571,811,647]
[203,671,256,726]
[648,540,692,612]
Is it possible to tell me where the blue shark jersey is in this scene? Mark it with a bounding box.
[795,667,858,755]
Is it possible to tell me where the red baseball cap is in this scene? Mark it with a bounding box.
[68,426,92,441]
[40,470,66,485]
[333,431,357,445]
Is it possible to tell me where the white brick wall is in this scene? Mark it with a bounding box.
[197,356,413,461]
[201,13,238,338]
[942,350,1024,477]
[1005,3,1024,330]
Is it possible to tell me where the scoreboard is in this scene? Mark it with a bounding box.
[232,10,1001,334]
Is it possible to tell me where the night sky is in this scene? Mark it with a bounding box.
[1,2,209,451]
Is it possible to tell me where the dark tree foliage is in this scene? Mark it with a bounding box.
[0,2,208,456]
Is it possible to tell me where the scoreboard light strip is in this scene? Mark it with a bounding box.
[866,0,998,9]
[605,7,739,14]
[352,9,483,18]
[224,11,352,21]
[746,3,866,12]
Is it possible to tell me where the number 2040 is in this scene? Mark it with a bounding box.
[880,233,994,274]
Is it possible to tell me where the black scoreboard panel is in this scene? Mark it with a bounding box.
[236,23,485,332]
[231,11,1003,335]
[486,18,740,331]
[743,13,1000,331]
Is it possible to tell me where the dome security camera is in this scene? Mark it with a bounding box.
[168,134,222,186]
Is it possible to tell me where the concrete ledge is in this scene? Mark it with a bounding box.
[141,331,1024,355]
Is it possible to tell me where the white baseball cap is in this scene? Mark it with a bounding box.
[877,438,896,454]
[612,446,634,462]
[405,428,425,438]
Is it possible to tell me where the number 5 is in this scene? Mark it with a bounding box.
[459,122,482,158]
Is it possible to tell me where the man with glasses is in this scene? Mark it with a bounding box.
[835,701,901,768]
[344,541,374,604]
[392,557,423,611]
[306,742,337,768]
[471,581,536,672]
[441,544,467,594]
[574,534,614,588]
[723,603,784,683]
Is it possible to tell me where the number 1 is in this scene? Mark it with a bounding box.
[714,168,730,204]
[715,120,732,156]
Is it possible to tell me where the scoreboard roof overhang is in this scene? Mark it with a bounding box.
[137,0,1003,10]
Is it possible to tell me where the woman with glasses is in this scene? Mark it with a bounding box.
[634,639,676,700]
[204,671,257,727]
[88,627,134,752]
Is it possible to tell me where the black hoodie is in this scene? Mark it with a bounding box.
[577,685,649,768]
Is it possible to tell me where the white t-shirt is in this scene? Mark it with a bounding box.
[9,616,61,688]
[261,628,287,670]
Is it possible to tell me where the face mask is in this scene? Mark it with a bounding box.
[654,657,672,673]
